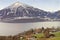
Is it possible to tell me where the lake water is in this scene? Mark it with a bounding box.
[0,22,60,36]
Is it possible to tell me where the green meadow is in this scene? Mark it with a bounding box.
[33,32,60,40]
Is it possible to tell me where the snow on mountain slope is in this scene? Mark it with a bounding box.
[0,2,60,23]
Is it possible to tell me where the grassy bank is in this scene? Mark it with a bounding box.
[32,32,60,40]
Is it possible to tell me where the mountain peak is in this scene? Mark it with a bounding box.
[14,2,23,6]
[10,2,25,8]
[7,1,33,9]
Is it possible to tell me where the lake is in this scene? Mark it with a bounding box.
[0,22,60,36]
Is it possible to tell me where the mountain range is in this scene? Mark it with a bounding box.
[0,2,60,23]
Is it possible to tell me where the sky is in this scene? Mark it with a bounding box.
[0,0,60,12]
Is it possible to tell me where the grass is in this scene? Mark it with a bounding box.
[53,32,60,37]
[33,32,60,40]
[48,32,60,40]
[33,33,44,38]
[48,37,60,40]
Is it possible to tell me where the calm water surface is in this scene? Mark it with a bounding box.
[0,22,60,36]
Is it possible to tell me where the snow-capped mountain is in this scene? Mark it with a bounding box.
[0,2,60,23]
